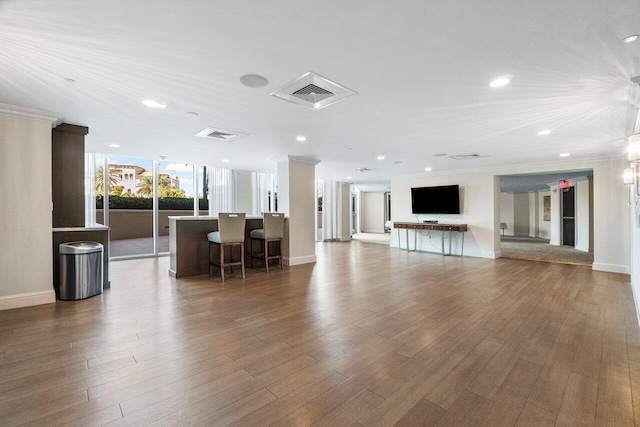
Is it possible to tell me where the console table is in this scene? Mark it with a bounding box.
[394,222,468,256]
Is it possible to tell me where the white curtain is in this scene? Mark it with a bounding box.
[251,172,274,215]
[322,180,340,241]
[208,167,236,216]
[85,153,96,225]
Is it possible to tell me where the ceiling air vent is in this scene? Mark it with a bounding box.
[271,71,357,111]
[352,167,377,172]
[194,127,247,142]
[448,153,489,160]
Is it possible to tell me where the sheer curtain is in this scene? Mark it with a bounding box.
[322,180,340,241]
[84,153,96,225]
[251,172,274,215]
[208,167,236,216]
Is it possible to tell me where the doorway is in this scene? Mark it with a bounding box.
[498,170,594,266]
[562,186,575,246]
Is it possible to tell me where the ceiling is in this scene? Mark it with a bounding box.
[1,0,639,185]
[500,170,594,193]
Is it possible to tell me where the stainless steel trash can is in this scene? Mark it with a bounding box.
[59,241,104,300]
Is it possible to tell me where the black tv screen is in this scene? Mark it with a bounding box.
[411,185,460,214]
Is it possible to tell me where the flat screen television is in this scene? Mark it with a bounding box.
[411,185,460,214]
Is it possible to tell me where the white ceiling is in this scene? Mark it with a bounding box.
[1,0,639,185]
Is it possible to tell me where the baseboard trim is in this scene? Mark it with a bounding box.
[0,290,56,311]
[592,262,630,274]
[284,255,317,266]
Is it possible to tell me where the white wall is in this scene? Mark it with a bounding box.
[576,179,590,252]
[392,174,498,258]
[362,192,385,233]
[391,159,629,273]
[538,191,551,239]
[528,192,538,237]
[499,193,514,236]
[550,185,561,245]
[630,187,640,326]
[0,110,57,310]
[513,193,529,237]
[592,159,629,273]
[234,171,252,214]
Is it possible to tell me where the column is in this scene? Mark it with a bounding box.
[276,156,320,265]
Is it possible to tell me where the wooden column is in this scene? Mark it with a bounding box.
[52,123,89,227]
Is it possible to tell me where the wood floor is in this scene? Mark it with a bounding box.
[0,241,638,426]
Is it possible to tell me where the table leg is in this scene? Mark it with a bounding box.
[461,232,465,256]
[448,231,452,255]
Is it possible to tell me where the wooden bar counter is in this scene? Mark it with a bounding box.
[169,216,288,278]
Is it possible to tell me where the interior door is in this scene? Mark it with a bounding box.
[562,187,575,246]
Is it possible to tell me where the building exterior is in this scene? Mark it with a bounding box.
[109,163,179,195]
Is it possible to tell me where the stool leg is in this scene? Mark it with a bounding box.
[250,239,254,268]
[220,243,225,282]
[264,239,269,273]
[279,240,283,270]
[241,242,245,279]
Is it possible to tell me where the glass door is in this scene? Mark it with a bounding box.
[105,155,155,257]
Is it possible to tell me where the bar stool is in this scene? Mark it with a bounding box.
[207,213,246,282]
[250,212,284,273]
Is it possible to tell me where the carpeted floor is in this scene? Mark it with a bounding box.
[500,237,593,266]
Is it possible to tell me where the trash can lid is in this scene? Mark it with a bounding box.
[59,241,104,254]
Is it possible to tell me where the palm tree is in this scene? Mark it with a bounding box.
[95,166,119,195]
[136,176,154,197]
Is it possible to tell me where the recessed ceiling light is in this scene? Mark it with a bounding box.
[377,156,385,160]
[186,111,199,116]
[240,74,269,88]
[222,159,230,163]
[64,77,75,83]
[394,161,402,164]
[142,99,167,109]
[109,144,120,148]
[623,34,639,43]
[559,153,570,157]
[424,168,432,172]
[489,76,512,88]
[537,129,552,136]
[296,135,307,142]
[347,176,352,180]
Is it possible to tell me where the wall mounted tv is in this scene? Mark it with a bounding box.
[411,185,460,214]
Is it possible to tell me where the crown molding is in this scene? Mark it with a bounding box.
[0,103,62,127]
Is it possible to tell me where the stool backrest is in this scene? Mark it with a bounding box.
[263,212,285,239]
[218,213,246,243]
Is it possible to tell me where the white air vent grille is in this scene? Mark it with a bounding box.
[291,84,334,103]
[194,127,247,142]
[448,153,489,160]
[352,167,377,172]
[271,71,357,111]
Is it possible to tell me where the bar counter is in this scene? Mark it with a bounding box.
[169,216,288,278]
